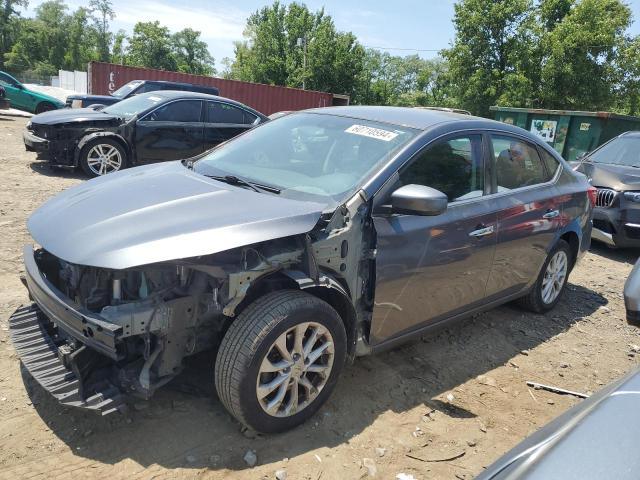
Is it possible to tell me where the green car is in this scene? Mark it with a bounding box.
[0,71,64,114]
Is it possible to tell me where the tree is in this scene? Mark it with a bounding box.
[0,0,28,68]
[111,28,126,64]
[127,21,177,70]
[172,28,215,75]
[442,0,533,116]
[89,0,114,62]
[538,0,632,110]
[227,1,365,96]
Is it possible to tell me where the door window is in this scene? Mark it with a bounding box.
[0,72,19,88]
[539,148,561,180]
[208,102,252,124]
[399,135,484,202]
[491,135,548,190]
[147,100,202,122]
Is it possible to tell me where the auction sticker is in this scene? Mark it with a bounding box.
[345,124,399,141]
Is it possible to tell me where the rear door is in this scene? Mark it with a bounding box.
[370,133,499,345]
[135,99,204,164]
[203,101,257,150]
[484,133,563,300]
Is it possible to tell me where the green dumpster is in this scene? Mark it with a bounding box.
[490,106,640,161]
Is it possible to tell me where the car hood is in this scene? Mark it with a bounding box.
[31,107,121,125]
[27,162,326,269]
[579,161,640,191]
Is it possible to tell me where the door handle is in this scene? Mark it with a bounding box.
[469,225,495,238]
[543,209,560,219]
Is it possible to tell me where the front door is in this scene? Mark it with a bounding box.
[370,134,498,345]
[484,134,563,300]
[135,99,204,164]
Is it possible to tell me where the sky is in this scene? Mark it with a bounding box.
[19,0,640,67]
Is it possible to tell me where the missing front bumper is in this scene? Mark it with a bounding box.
[8,304,127,415]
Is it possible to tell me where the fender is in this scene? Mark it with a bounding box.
[74,132,131,167]
[281,269,359,359]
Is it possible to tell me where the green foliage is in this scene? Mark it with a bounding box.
[172,28,216,75]
[126,21,177,71]
[225,1,365,96]
[444,0,637,115]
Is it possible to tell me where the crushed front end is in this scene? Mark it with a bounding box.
[12,244,227,414]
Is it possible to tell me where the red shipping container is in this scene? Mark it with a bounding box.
[88,62,348,116]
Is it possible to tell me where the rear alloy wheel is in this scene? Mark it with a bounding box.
[215,290,347,433]
[80,139,126,177]
[518,239,571,313]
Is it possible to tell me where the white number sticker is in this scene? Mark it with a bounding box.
[345,124,399,142]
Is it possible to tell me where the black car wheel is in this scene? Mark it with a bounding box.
[518,239,571,313]
[35,101,56,114]
[215,290,347,433]
[79,138,127,177]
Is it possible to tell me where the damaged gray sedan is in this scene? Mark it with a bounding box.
[10,107,592,433]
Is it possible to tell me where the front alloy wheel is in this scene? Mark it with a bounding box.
[257,322,335,417]
[79,138,127,177]
[85,144,123,176]
[215,290,346,433]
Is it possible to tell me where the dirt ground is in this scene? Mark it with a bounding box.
[1,115,639,480]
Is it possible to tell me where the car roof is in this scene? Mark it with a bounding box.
[139,80,217,88]
[144,91,266,118]
[621,131,640,138]
[305,105,517,132]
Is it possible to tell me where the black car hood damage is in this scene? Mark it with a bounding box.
[580,161,640,190]
[31,107,121,125]
[27,161,325,270]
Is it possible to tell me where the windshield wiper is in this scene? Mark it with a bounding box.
[204,174,281,194]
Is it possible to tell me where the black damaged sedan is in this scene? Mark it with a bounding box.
[23,91,267,177]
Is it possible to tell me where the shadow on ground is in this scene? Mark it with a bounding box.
[29,160,86,179]
[23,282,605,471]
[589,241,638,266]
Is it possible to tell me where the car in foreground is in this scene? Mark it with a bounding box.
[476,365,640,479]
[23,91,267,177]
[573,131,640,247]
[479,260,640,479]
[0,71,64,113]
[9,107,593,432]
[65,79,221,109]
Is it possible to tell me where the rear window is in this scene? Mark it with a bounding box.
[540,149,560,179]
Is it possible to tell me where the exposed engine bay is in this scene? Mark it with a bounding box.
[28,193,375,406]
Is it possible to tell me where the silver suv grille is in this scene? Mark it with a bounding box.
[595,188,616,208]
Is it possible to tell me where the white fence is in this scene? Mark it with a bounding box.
[58,70,88,93]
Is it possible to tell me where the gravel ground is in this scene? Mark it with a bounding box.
[1,116,639,480]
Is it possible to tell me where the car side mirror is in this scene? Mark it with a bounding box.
[390,184,448,216]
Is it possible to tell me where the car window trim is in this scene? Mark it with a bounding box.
[205,100,259,126]
[486,131,563,196]
[138,98,205,123]
[376,130,489,209]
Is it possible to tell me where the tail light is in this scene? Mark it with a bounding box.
[587,185,597,208]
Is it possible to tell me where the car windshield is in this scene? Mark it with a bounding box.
[102,93,165,119]
[589,136,640,167]
[111,80,143,98]
[194,112,418,204]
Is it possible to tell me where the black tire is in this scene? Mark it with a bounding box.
[79,138,127,177]
[35,101,56,114]
[215,290,347,433]
[518,239,572,313]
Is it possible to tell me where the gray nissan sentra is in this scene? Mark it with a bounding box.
[10,107,593,432]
